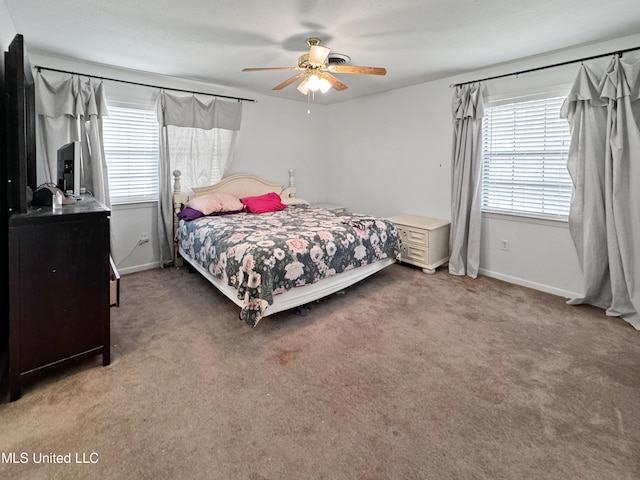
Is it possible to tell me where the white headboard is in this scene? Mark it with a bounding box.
[173,168,296,203]
[191,174,283,198]
[172,168,297,204]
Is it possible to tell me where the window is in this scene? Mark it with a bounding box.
[103,105,159,204]
[481,95,572,220]
[166,126,236,193]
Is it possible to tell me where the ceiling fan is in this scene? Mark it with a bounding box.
[242,37,386,95]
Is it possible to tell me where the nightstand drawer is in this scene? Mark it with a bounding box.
[396,225,428,247]
[402,244,429,263]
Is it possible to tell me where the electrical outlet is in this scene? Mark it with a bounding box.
[139,232,149,244]
[501,239,509,251]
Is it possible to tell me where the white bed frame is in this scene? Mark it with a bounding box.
[172,169,395,318]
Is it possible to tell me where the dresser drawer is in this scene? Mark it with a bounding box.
[396,225,428,247]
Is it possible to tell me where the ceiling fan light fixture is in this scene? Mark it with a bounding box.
[307,74,321,91]
[318,77,332,93]
[297,76,310,95]
[302,74,332,94]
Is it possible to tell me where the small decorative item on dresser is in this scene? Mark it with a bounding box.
[387,214,451,274]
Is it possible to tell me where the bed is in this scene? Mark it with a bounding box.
[173,169,401,327]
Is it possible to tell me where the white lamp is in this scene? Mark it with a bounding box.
[317,77,332,93]
[307,74,321,91]
[297,73,332,95]
[297,76,310,95]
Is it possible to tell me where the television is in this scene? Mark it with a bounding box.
[3,33,36,384]
[4,33,36,215]
[57,141,81,195]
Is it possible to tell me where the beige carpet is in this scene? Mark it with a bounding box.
[1,263,639,480]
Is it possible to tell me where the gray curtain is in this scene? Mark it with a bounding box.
[36,71,110,206]
[561,55,640,330]
[449,83,485,278]
[155,91,243,265]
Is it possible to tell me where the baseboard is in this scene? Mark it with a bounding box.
[478,268,583,300]
[118,264,583,300]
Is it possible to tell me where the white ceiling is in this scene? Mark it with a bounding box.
[5,0,640,104]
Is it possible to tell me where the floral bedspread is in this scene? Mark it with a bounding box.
[177,206,401,326]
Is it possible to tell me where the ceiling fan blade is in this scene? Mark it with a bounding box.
[242,67,300,72]
[308,45,331,66]
[323,73,348,91]
[326,65,387,75]
[272,72,308,90]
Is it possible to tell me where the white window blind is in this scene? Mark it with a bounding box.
[103,105,159,204]
[481,96,572,220]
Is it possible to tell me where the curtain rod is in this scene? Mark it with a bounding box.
[34,65,256,103]
[451,45,640,88]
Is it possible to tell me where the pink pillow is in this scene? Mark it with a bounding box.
[241,192,287,214]
[187,192,244,215]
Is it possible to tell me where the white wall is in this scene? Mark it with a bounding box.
[326,33,640,299]
[230,95,329,199]
[327,80,452,220]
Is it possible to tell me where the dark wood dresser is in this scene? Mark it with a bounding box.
[8,196,110,401]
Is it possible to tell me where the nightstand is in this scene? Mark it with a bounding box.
[314,203,347,214]
[388,214,450,274]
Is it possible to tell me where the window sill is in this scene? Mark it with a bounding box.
[482,211,569,228]
[111,201,157,211]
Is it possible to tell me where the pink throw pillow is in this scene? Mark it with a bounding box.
[241,192,287,214]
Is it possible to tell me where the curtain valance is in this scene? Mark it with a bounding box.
[156,91,242,130]
[563,56,640,108]
[36,71,109,119]
[452,83,484,121]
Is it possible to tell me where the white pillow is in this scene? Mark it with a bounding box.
[281,196,309,206]
[187,192,244,214]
